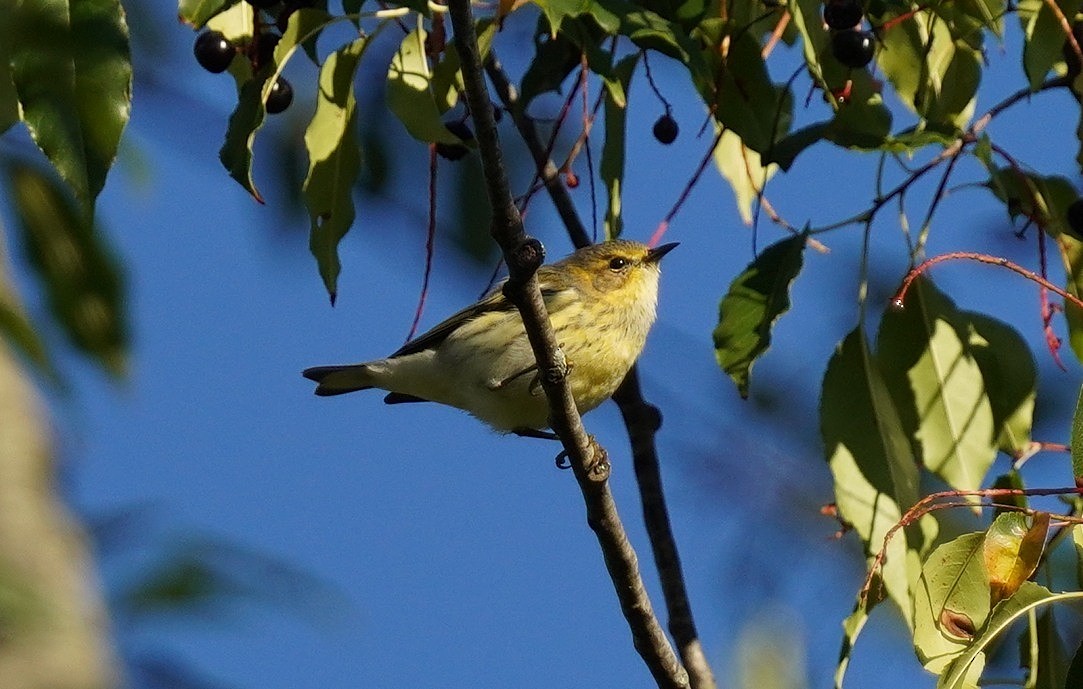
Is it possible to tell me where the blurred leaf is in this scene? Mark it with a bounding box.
[601,54,637,240]
[534,0,623,35]
[178,0,235,28]
[0,270,53,381]
[983,167,1076,235]
[913,532,990,673]
[10,0,132,216]
[1018,0,1083,91]
[939,584,1083,689]
[1068,634,1083,689]
[763,123,826,171]
[821,328,929,629]
[991,471,1028,515]
[714,234,804,398]
[0,11,20,136]
[877,278,997,498]
[122,558,227,612]
[965,313,1036,456]
[1071,384,1083,479]
[984,512,1048,605]
[304,37,369,302]
[6,163,126,376]
[388,28,464,145]
[1021,609,1070,689]
[131,654,234,689]
[714,126,778,225]
[519,26,580,105]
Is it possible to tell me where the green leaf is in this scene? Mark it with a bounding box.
[714,234,804,398]
[876,9,981,131]
[705,30,791,153]
[601,55,636,240]
[10,0,132,217]
[1022,609,1070,689]
[519,21,581,105]
[0,11,21,136]
[177,0,235,28]
[821,328,930,628]
[219,77,268,202]
[913,532,990,673]
[939,584,1083,689]
[983,512,1048,605]
[0,269,53,380]
[387,28,462,145]
[877,277,997,496]
[714,126,777,225]
[1018,0,1083,91]
[5,163,126,376]
[304,37,369,303]
[763,122,827,171]
[964,313,1036,456]
[1071,384,1083,479]
[1068,634,1083,689]
[534,0,623,35]
[991,470,1028,515]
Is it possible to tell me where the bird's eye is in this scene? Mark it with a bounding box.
[608,257,628,271]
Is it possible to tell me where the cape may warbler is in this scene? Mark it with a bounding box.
[303,240,677,433]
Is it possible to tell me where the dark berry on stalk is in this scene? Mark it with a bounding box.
[194,31,235,73]
[831,29,875,69]
[823,0,863,30]
[266,77,293,114]
[652,114,679,144]
[1066,199,1083,239]
[435,120,474,161]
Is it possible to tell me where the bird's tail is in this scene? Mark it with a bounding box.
[302,364,376,396]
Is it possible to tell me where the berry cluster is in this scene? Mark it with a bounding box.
[823,0,875,69]
[192,0,312,114]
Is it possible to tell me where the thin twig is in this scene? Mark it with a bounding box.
[407,145,439,341]
[448,6,688,688]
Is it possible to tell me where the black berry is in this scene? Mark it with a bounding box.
[831,29,875,69]
[823,0,863,30]
[652,114,679,144]
[194,31,235,74]
[435,120,474,161]
[1066,199,1083,239]
[265,77,293,114]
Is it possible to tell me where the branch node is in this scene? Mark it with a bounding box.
[507,237,545,277]
[587,437,611,482]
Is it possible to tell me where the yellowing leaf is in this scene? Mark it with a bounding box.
[913,533,990,673]
[983,512,1049,605]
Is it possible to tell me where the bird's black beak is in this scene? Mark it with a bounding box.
[645,242,679,263]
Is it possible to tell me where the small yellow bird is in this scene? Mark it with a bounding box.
[303,240,677,434]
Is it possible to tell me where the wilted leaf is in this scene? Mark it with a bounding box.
[304,37,369,302]
[877,278,997,498]
[10,0,132,216]
[5,163,126,376]
[913,532,990,672]
[984,512,1049,605]
[715,235,805,398]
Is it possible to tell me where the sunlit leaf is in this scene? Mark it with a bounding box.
[10,0,132,216]
[714,127,778,225]
[913,532,990,672]
[5,163,126,376]
[821,328,931,631]
[1071,384,1083,479]
[984,512,1049,605]
[304,37,369,302]
[387,28,463,145]
[715,234,805,398]
[938,584,1083,689]
[877,278,997,497]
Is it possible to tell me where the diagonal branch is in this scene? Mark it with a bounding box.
[485,48,715,689]
[447,5,688,688]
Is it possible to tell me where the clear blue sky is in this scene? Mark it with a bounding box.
[13,1,1080,687]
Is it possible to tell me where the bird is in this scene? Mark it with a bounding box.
[303,240,677,434]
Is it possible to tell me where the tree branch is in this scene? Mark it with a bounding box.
[447,5,688,688]
[485,48,715,689]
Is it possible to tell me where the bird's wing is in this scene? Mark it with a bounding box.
[388,270,566,358]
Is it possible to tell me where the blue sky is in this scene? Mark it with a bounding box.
[9,1,1083,687]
